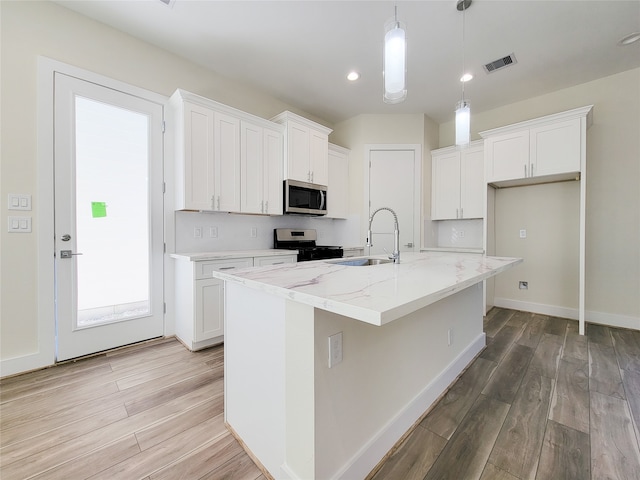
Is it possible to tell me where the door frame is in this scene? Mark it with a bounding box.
[363,144,423,254]
[21,57,172,373]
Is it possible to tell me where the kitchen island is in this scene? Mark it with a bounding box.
[213,252,521,480]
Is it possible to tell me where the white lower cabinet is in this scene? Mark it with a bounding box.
[174,254,296,350]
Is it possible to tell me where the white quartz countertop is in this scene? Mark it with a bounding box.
[170,249,297,261]
[212,252,522,326]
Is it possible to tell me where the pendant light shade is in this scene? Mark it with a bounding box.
[455,100,471,147]
[383,10,407,104]
[455,0,472,147]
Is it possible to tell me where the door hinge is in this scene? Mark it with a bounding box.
[163,182,166,194]
[163,302,167,314]
[163,242,166,253]
[162,121,166,133]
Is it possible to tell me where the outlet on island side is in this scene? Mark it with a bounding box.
[328,332,343,368]
[519,281,529,290]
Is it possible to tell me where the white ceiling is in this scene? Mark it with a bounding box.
[54,0,640,124]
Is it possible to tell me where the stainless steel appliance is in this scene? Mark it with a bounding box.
[273,228,343,262]
[283,179,327,215]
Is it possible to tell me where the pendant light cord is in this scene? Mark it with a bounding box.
[461,1,466,102]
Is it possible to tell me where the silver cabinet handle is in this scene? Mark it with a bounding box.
[404,242,414,248]
[217,196,221,210]
[218,266,236,270]
[60,250,83,258]
[61,234,71,241]
[456,208,459,219]
[460,207,464,218]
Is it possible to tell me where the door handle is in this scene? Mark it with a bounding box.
[60,250,83,258]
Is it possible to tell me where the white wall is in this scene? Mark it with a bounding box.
[442,69,640,325]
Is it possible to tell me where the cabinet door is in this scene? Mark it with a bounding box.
[183,102,215,210]
[287,121,310,182]
[485,130,529,183]
[241,121,264,214]
[310,130,329,185]
[460,147,484,219]
[194,278,224,342]
[215,112,241,212]
[263,127,283,215]
[431,151,461,220]
[254,255,297,267]
[530,118,581,177]
[327,148,348,219]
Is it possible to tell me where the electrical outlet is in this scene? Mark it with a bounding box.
[459,230,465,238]
[328,332,343,368]
[194,227,203,238]
[519,281,528,290]
[519,229,527,238]
[208,226,218,238]
[250,227,257,238]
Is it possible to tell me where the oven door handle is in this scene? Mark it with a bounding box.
[319,190,325,211]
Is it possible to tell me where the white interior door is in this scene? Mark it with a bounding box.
[54,73,164,361]
[367,147,421,256]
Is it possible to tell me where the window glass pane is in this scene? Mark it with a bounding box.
[75,96,150,327]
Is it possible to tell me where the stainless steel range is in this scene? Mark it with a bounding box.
[273,228,343,262]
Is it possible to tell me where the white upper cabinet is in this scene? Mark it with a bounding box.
[271,111,332,186]
[327,143,350,219]
[431,141,484,220]
[177,101,216,211]
[481,106,593,188]
[240,121,283,215]
[171,89,283,213]
[215,112,241,212]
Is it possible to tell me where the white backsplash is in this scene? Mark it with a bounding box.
[434,219,483,249]
[174,211,362,253]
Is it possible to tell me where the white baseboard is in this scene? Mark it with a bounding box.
[0,351,54,378]
[493,298,640,331]
[334,332,486,480]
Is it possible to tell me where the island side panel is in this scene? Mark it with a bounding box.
[224,282,287,477]
[313,283,485,480]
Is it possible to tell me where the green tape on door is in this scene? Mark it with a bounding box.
[91,202,107,218]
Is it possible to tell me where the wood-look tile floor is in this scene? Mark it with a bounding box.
[371,308,640,480]
[1,308,639,480]
[0,338,265,480]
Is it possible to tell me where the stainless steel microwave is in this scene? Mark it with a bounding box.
[284,179,327,215]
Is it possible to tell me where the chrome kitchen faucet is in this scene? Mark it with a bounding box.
[366,207,400,264]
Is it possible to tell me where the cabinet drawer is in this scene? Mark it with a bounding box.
[254,255,297,267]
[195,258,253,279]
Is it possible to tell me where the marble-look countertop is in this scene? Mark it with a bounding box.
[212,252,522,326]
[170,249,298,261]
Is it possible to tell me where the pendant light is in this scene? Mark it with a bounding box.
[455,0,471,147]
[383,6,407,104]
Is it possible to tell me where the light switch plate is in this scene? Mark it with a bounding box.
[8,194,32,211]
[519,229,527,238]
[8,216,32,233]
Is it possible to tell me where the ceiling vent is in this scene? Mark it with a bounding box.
[483,54,517,74]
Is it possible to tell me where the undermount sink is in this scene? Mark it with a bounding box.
[328,257,393,267]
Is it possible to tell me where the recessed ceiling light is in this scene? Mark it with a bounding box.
[347,71,360,81]
[460,73,473,82]
[618,32,640,46]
